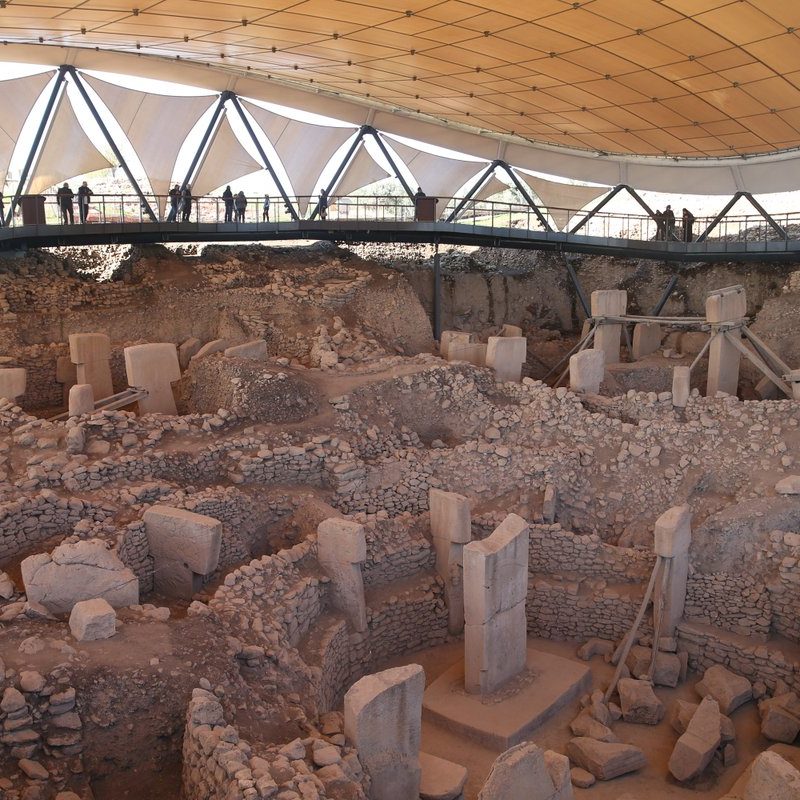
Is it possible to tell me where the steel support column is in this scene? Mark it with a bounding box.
[564,255,591,318]
[67,66,158,222]
[369,128,415,200]
[433,241,442,341]
[228,94,299,221]
[500,163,552,231]
[445,162,496,223]
[651,274,678,316]
[5,66,68,226]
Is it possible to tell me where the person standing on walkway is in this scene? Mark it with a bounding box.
[77,181,93,223]
[235,190,247,223]
[262,194,270,222]
[57,183,75,224]
[654,209,665,240]
[682,207,695,242]
[664,204,676,240]
[222,185,234,223]
[181,185,193,222]
[167,184,180,222]
[318,188,328,220]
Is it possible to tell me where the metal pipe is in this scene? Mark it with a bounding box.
[433,242,442,341]
[5,66,68,226]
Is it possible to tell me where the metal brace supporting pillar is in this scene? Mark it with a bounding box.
[228,94,299,221]
[67,66,158,222]
[564,256,591,318]
[651,274,678,316]
[5,66,68,226]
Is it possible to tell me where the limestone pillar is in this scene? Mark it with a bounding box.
[68,384,94,416]
[317,518,367,633]
[591,290,627,364]
[486,336,527,383]
[672,366,691,408]
[632,322,662,360]
[441,331,472,360]
[449,341,487,367]
[56,355,77,405]
[654,505,692,637]
[143,506,222,598]
[429,488,471,634]
[501,324,522,337]
[69,333,113,400]
[464,513,530,695]
[123,343,181,414]
[0,368,26,401]
[706,286,746,397]
[569,349,604,394]
[344,664,425,800]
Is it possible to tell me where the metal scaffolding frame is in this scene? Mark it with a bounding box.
[696,191,787,242]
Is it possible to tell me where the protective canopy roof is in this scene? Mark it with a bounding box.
[516,170,610,230]
[2,1,800,161]
[332,145,390,199]
[0,71,53,192]
[28,90,112,195]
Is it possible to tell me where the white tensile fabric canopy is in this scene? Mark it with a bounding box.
[190,115,263,199]
[515,170,611,231]
[28,91,112,195]
[0,71,55,192]
[83,74,216,215]
[331,145,390,200]
[384,135,486,212]
[473,175,509,203]
[243,100,356,217]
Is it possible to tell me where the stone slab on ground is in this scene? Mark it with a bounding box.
[224,339,267,360]
[569,709,618,742]
[478,742,572,800]
[720,748,800,799]
[570,767,595,788]
[566,737,646,781]
[696,665,752,715]
[423,646,590,749]
[668,696,722,782]
[625,644,681,687]
[419,752,467,800]
[618,678,665,725]
[68,598,116,641]
[759,693,800,743]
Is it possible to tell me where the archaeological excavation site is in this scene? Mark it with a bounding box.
[0,239,795,800]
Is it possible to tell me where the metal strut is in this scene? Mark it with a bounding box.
[697,191,788,242]
[66,66,158,222]
[5,66,68,226]
[309,127,366,220]
[181,92,229,192]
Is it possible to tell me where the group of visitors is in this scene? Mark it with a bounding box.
[166,184,194,222]
[221,187,271,223]
[55,181,94,224]
[654,204,695,242]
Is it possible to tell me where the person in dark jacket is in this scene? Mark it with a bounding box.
[167,184,180,222]
[664,204,676,240]
[234,191,247,223]
[682,207,695,242]
[222,185,234,223]
[181,185,193,222]
[318,188,329,220]
[77,181,93,223]
[654,209,665,240]
[56,183,75,224]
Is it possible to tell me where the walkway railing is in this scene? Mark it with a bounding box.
[4,192,798,246]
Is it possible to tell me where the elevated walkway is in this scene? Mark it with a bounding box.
[2,218,800,263]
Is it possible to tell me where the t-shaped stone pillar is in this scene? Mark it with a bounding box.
[0,368,26,401]
[632,322,662,360]
[654,504,692,637]
[68,384,94,416]
[56,355,77,405]
[69,333,113,401]
[464,513,530,695]
[429,488,472,635]
[344,664,425,800]
[440,331,472,359]
[143,506,222,598]
[706,286,746,397]
[672,366,691,408]
[317,518,368,632]
[591,290,627,364]
[124,343,181,414]
[486,336,527,383]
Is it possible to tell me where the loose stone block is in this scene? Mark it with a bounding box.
[224,339,267,360]
[478,742,573,800]
[0,368,26,400]
[696,665,752,715]
[69,598,117,641]
[740,750,800,799]
[566,738,646,781]
[500,324,522,338]
[143,506,222,598]
[21,539,138,614]
[618,678,665,725]
[463,513,529,695]
[569,349,604,394]
[776,476,800,495]
[632,322,662,360]
[486,336,526,383]
[591,289,627,364]
[69,333,113,400]
[191,338,228,361]
[429,489,471,635]
[706,286,746,397]
[668,696,721,782]
[672,365,691,408]
[68,384,94,416]
[344,664,425,800]
[124,342,181,414]
[317,518,368,633]
[440,331,472,359]
[419,752,468,800]
[178,337,202,369]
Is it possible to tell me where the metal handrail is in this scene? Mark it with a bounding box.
[3,192,798,245]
